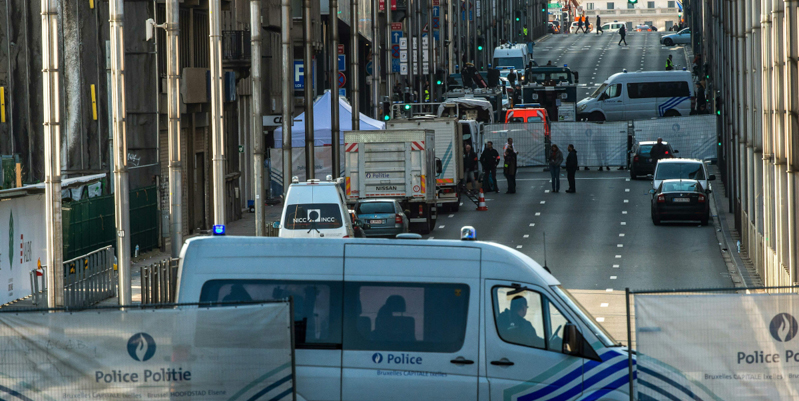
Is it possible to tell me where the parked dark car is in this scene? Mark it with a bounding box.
[355,199,409,238]
[650,179,710,226]
[629,140,677,179]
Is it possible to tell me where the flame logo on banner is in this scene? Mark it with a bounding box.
[127,332,157,361]
[769,313,798,342]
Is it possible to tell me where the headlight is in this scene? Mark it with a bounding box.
[577,104,587,112]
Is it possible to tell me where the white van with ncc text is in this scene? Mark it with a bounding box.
[279,178,355,238]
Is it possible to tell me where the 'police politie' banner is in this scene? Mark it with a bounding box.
[0,303,294,400]
[636,293,799,400]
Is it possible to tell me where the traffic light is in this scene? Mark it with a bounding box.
[515,11,521,21]
[628,0,638,3]
[382,101,391,121]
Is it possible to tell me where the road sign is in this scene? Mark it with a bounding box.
[366,61,373,75]
[338,44,345,55]
[392,45,400,58]
[433,6,439,17]
[339,88,346,97]
[391,22,403,31]
[399,37,408,50]
[391,30,403,45]
[338,54,346,71]
[400,50,408,62]
[477,0,481,17]
[433,30,440,41]
[338,72,346,88]
[263,115,284,127]
[392,58,400,73]
[433,17,439,29]
[432,0,438,5]
[391,0,397,10]
[400,63,408,75]
[379,0,385,12]
[293,60,305,89]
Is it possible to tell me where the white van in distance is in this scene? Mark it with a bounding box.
[175,235,648,400]
[279,177,355,238]
[577,71,696,121]
[492,44,530,71]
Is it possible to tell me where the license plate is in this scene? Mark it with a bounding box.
[672,198,690,203]
[369,219,384,224]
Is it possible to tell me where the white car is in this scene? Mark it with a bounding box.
[661,28,691,46]
[600,22,628,32]
[653,158,715,194]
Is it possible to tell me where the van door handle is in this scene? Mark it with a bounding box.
[450,357,475,365]
[490,358,515,366]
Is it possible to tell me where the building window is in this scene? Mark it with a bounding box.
[587,3,594,10]
[627,2,635,8]
[607,2,614,9]
[648,1,655,8]
[667,1,676,8]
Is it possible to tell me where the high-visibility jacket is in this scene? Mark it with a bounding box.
[666,58,675,70]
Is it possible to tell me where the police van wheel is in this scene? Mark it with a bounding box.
[588,112,605,122]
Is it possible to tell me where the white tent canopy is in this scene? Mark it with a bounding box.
[272,90,385,148]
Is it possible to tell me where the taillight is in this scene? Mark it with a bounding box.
[343,235,350,238]
[441,188,455,194]
[395,214,403,224]
[633,156,639,162]
[657,195,666,203]
[419,205,424,216]
[698,195,706,203]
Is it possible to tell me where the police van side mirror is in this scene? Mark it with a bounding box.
[562,324,583,356]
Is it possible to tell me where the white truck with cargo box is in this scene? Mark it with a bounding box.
[387,118,464,213]
[344,129,438,234]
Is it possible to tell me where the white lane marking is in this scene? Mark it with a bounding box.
[439,225,445,229]
[601,303,609,307]
[626,178,631,181]
[625,188,630,192]
[622,211,628,214]
[540,201,546,204]
[621,222,627,225]
[545,190,550,193]
[516,245,523,249]
[535,212,541,216]
[615,255,622,258]
[610,276,617,280]
[448,214,454,218]
[606,288,614,292]
[460,203,463,206]
[596,317,606,322]
[613,264,620,268]
[529,223,536,227]
[624,199,629,203]
[523,234,530,238]
[619,233,625,237]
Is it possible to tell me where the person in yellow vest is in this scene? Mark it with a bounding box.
[666,55,675,70]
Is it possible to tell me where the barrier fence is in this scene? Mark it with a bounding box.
[626,285,799,401]
[140,258,179,304]
[63,245,117,308]
[485,115,718,168]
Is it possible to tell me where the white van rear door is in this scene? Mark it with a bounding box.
[341,243,480,401]
[484,280,585,400]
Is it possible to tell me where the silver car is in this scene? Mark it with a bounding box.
[355,199,409,238]
[661,28,691,46]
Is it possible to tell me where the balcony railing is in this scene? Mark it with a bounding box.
[222,30,251,62]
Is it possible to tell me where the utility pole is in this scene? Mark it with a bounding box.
[166,0,183,254]
[351,0,361,130]
[209,0,226,225]
[331,0,341,177]
[251,0,265,235]
[281,0,293,191]
[386,0,393,102]
[428,0,435,96]
[372,0,380,118]
[110,0,131,306]
[416,0,423,97]
[448,0,454,74]
[42,0,64,308]
[304,0,315,179]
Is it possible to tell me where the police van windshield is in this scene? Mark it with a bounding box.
[553,286,618,347]
[494,57,525,70]
[590,83,608,98]
[283,203,343,230]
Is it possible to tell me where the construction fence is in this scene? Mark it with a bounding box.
[485,115,718,168]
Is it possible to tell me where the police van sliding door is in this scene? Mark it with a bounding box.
[341,244,480,401]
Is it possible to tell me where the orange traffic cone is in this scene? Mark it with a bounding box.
[476,189,488,211]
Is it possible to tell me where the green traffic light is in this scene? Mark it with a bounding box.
[478,45,483,51]
[717,110,721,115]
[516,17,520,21]
[437,80,443,85]
[404,104,411,110]
[384,115,390,121]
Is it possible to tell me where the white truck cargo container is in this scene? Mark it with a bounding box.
[344,129,438,234]
[387,118,464,212]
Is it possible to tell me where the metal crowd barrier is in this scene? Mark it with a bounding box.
[63,246,117,308]
[140,259,179,304]
[28,268,47,306]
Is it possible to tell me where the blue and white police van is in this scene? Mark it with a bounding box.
[577,71,696,121]
[176,230,637,400]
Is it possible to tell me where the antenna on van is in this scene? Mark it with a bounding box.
[542,232,551,274]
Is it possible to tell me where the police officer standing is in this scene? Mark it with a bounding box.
[665,55,675,71]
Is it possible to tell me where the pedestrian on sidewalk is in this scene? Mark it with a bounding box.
[504,148,518,194]
[596,16,603,34]
[618,24,628,46]
[480,141,501,193]
[565,144,578,193]
[549,144,564,193]
[463,144,479,191]
[577,17,584,34]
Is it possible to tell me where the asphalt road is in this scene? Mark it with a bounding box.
[532,31,692,100]
[424,168,732,343]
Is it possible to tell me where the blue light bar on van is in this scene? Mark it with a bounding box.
[213,225,226,236]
